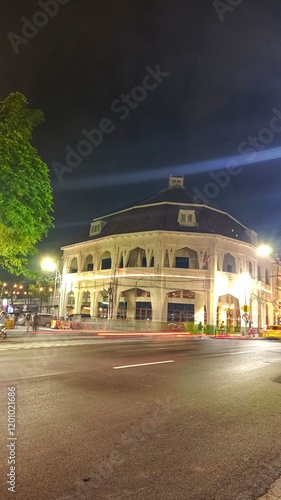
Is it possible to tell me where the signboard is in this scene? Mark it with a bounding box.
[241,304,250,313]
[242,313,250,321]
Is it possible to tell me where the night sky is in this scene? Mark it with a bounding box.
[2,0,281,256]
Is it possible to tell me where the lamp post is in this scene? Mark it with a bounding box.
[41,258,61,318]
[108,264,117,321]
[108,286,113,320]
[256,244,274,331]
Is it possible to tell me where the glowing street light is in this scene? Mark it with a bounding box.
[257,244,273,257]
[41,257,61,317]
[41,257,57,273]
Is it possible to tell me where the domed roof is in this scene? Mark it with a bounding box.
[66,177,255,247]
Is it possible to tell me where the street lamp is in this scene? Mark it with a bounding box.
[257,244,272,257]
[41,258,61,318]
[255,244,276,329]
[41,257,57,273]
[108,286,113,320]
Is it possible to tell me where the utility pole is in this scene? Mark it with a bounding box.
[108,263,117,320]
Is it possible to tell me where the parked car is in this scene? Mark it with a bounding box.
[17,314,27,326]
[17,313,53,328]
[37,314,53,328]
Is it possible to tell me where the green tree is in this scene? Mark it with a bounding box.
[0,92,53,275]
[28,279,53,311]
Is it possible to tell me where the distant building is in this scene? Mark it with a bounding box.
[60,176,280,332]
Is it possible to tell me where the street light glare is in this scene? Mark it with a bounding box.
[257,244,273,257]
[40,258,61,317]
[41,257,57,273]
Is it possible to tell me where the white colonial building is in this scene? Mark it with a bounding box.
[60,177,280,332]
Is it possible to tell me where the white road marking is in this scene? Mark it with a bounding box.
[113,360,175,369]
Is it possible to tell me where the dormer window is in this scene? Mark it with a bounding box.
[245,229,257,246]
[169,176,184,188]
[90,220,106,236]
[177,209,196,227]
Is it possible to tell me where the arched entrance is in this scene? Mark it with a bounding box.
[81,291,91,315]
[121,288,151,320]
[166,290,195,323]
[97,289,109,318]
[217,294,240,332]
[66,291,75,316]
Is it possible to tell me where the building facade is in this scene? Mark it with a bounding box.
[60,177,280,332]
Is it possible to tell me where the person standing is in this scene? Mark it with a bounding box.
[197,321,203,333]
[26,312,32,333]
[219,320,225,334]
[0,311,6,339]
[0,311,6,329]
[32,313,40,332]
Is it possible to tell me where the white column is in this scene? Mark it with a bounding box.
[150,288,166,323]
[206,290,217,333]
[90,291,98,318]
[74,290,82,314]
[195,294,204,325]
[126,290,136,320]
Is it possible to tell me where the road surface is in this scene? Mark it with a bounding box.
[0,335,281,499]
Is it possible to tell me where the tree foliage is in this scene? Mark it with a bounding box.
[28,278,53,304]
[0,92,53,275]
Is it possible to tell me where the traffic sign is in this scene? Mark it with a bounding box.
[241,304,250,313]
[242,313,250,321]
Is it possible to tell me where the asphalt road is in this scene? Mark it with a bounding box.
[1,335,281,500]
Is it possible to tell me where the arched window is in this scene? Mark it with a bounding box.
[69,258,78,273]
[100,251,111,270]
[127,247,146,267]
[149,253,154,267]
[249,261,253,277]
[173,247,199,269]
[222,253,236,273]
[84,255,94,271]
[265,269,270,285]
[66,291,75,313]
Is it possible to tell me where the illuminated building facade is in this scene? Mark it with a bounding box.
[60,177,279,332]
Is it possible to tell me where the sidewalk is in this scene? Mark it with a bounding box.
[4,327,264,341]
[211,333,262,339]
